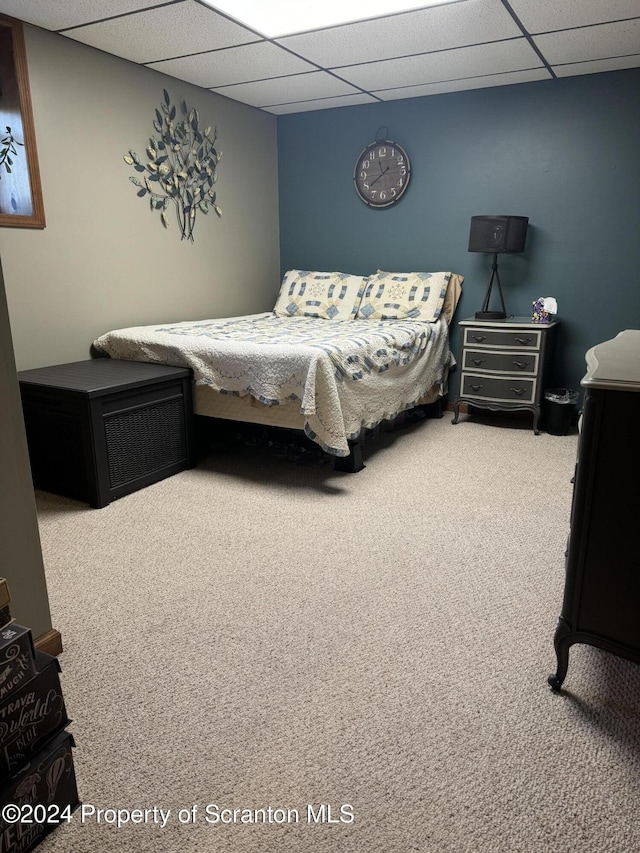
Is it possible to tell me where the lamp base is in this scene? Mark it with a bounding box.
[475,309,506,320]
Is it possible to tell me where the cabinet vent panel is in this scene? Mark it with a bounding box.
[104,399,186,488]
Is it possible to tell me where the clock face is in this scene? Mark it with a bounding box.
[353,139,411,208]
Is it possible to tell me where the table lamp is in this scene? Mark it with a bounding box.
[468,215,529,320]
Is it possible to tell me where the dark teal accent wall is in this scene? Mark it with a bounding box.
[278,69,640,395]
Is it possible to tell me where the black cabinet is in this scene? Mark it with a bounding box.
[18,359,195,508]
[549,330,640,691]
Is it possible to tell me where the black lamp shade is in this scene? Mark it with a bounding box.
[468,215,529,254]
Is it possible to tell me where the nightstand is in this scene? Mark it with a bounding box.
[18,359,195,508]
[451,316,559,434]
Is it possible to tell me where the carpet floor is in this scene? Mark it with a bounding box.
[33,412,640,852]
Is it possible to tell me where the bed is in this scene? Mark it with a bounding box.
[93,269,463,470]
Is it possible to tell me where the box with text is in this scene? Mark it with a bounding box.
[0,729,79,852]
[0,652,71,779]
[0,626,36,703]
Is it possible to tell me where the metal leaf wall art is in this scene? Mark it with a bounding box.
[124,89,221,242]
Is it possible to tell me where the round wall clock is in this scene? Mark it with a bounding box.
[353,137,411,209]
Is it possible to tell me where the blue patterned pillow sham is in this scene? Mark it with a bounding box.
[357,271,451,322]
[273,270,367,321]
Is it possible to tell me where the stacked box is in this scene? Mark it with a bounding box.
[0,584,79,851]
[0,625,37,704]
[0,652,71,777]
[0,729,79,852]
[0,579,12,631]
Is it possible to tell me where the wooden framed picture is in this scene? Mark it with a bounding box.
[0,15,45,228]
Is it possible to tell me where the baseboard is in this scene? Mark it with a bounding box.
[35,628,63,656]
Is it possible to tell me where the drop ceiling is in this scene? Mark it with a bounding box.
[2,0,639,114]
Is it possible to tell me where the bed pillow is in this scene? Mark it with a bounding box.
[375,270,464,325]
[357,271,451,322]
[440,273,464,325]
[273,270,366,320]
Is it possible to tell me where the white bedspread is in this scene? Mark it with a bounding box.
[93,313,452,456]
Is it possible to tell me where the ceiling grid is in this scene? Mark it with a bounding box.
[1,0,638,113]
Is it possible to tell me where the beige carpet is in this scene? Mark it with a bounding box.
[34,412,640,853]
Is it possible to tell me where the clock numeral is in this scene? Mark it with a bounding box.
[378,146,387,157]
[397,154,404,165]
[363,181,369,189]
[362,158,370,169]
[399,167,407,176]
[380,191,387,200]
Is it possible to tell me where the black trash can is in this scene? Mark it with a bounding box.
[544,388,578,435]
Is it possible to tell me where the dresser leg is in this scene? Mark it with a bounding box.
[548,617,572,691]
[451,401,460,424]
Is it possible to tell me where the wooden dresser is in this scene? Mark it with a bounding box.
[451,316,558,434]
[548,329,640,691]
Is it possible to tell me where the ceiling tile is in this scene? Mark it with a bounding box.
[276,0,520,68]
[265,93,379,114]
[149,42,316,88]
[62,1,259,64]
[534,19,640,65]
[212,71,362,108]
[335,39,543,91]
[553,55,640,77]
[509,0,640,34]
[0,0,162,31]
[2,0,638,114]
[374,68,552,100]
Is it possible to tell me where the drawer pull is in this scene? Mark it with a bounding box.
[514,336,533,345]
[471,358,485,366]
[471,334,487,342]
[512,361,529,370]
[510,387,526,396]
[470,384,484,392]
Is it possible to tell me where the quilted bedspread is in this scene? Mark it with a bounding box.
[93,313,452,456]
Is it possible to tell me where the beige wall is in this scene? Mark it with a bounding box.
[0,256,52,639]
[0,24,280,371]
[0,24,280,638]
